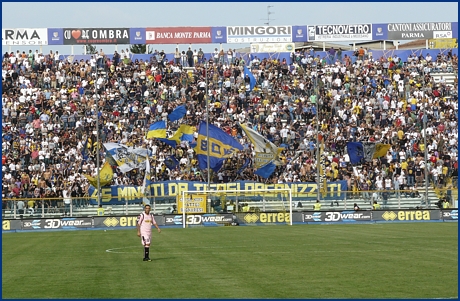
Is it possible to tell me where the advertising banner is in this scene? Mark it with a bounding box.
[250,43,295,53]
[21,217,93,230]
[373,210,442,222]
[302,211,372,222]
[374,22,455,40]
[212,26,227,43]
[429,38,457,49]
[47,28,64,45]
[130,28,146,45]
[308,24,372,42]
[292,25,308,42]
[146,27,212,44]
[226,25,293,43]
[177,194,207,214]
[164,214,233,226]
[442,209,458,221]
[63,28,130,45]
[2,220,22,231]
[235,212,303,225]
[94,215,166,228]
[88,180,348,205]
[2,28,48,46]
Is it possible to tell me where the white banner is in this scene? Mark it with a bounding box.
[250,43,295,53]
[227,26,292,43]
[308,24,372,42]
[2,28,48,46]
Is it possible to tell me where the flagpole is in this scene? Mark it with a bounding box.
[422,71,428,208]
[95,64,101,206]
[205,62,211,191]
[315,66,321,204]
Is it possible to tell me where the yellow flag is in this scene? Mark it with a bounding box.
[84,161,113,187]
[373,144,391,159]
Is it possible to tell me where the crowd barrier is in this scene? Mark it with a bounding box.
[2,209,457,232]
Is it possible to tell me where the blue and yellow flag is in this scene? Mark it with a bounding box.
[147,121,167,139]
[84,161,113,187]
[158,124,195,148]
[194,121,243,172]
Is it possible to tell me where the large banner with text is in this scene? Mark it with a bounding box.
[88,180,348,205]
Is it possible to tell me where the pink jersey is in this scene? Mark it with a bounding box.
[138,212,156,234]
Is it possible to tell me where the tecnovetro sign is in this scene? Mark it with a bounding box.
[373,22,455,40]
[226,26,293,43]
[2,28,48,46]
[308,24,372,42]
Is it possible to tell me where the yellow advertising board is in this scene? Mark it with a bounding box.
[177,194,207,214]
[429,38,457,49]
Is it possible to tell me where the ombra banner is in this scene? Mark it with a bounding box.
[63,28,130,45]
[2,28,48,46]
[146,27,212,44]
[308,24,372,42]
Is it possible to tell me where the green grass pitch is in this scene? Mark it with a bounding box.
[2,223,458,299]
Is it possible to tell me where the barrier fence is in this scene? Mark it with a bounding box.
[2,209,457,232]
[2,188,457,219]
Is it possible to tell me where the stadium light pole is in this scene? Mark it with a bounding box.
[422,71,429,208]
[95,64,101,206]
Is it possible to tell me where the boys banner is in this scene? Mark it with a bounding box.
[88,180,347,205]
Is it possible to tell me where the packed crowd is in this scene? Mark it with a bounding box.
[1,46,458,210]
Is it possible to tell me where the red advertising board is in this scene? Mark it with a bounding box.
[146,27,212,44]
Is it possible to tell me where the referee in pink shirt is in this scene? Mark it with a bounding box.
[137,205,161,261]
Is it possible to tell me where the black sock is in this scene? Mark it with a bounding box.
[144,247,149,258]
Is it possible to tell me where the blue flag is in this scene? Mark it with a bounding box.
[237,158,251,175]
[164,156,180,170]
[168,105,187,122]
[81,137,89,162]
[346,142,364,164]
[194,121,243,173]
[243,66,256,91]
[254,162,276,178]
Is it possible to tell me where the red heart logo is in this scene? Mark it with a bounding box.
[71,30,81,39]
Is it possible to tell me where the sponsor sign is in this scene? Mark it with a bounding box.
[250,43,295,53]
[226,26,293,43]
[94,215,165,228]
[88,180,347,205]
[63,28,130,45]
[2,220,22,231]
[302,211,371,222]
[130,28,146,45]
[47,28,64,45]
[292,25,308,42]
[442,209,458,221]
[21,218,93,230]
[2,28,48,46]
[308,24,372,42]
[177,194,207,214]
[429,38,457,49]
[146,27,212,44]
[236,212,292,224]
[164,214,233,226]
[212,26,227,43]
[381,22,454,40]
[373,210,441,221]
